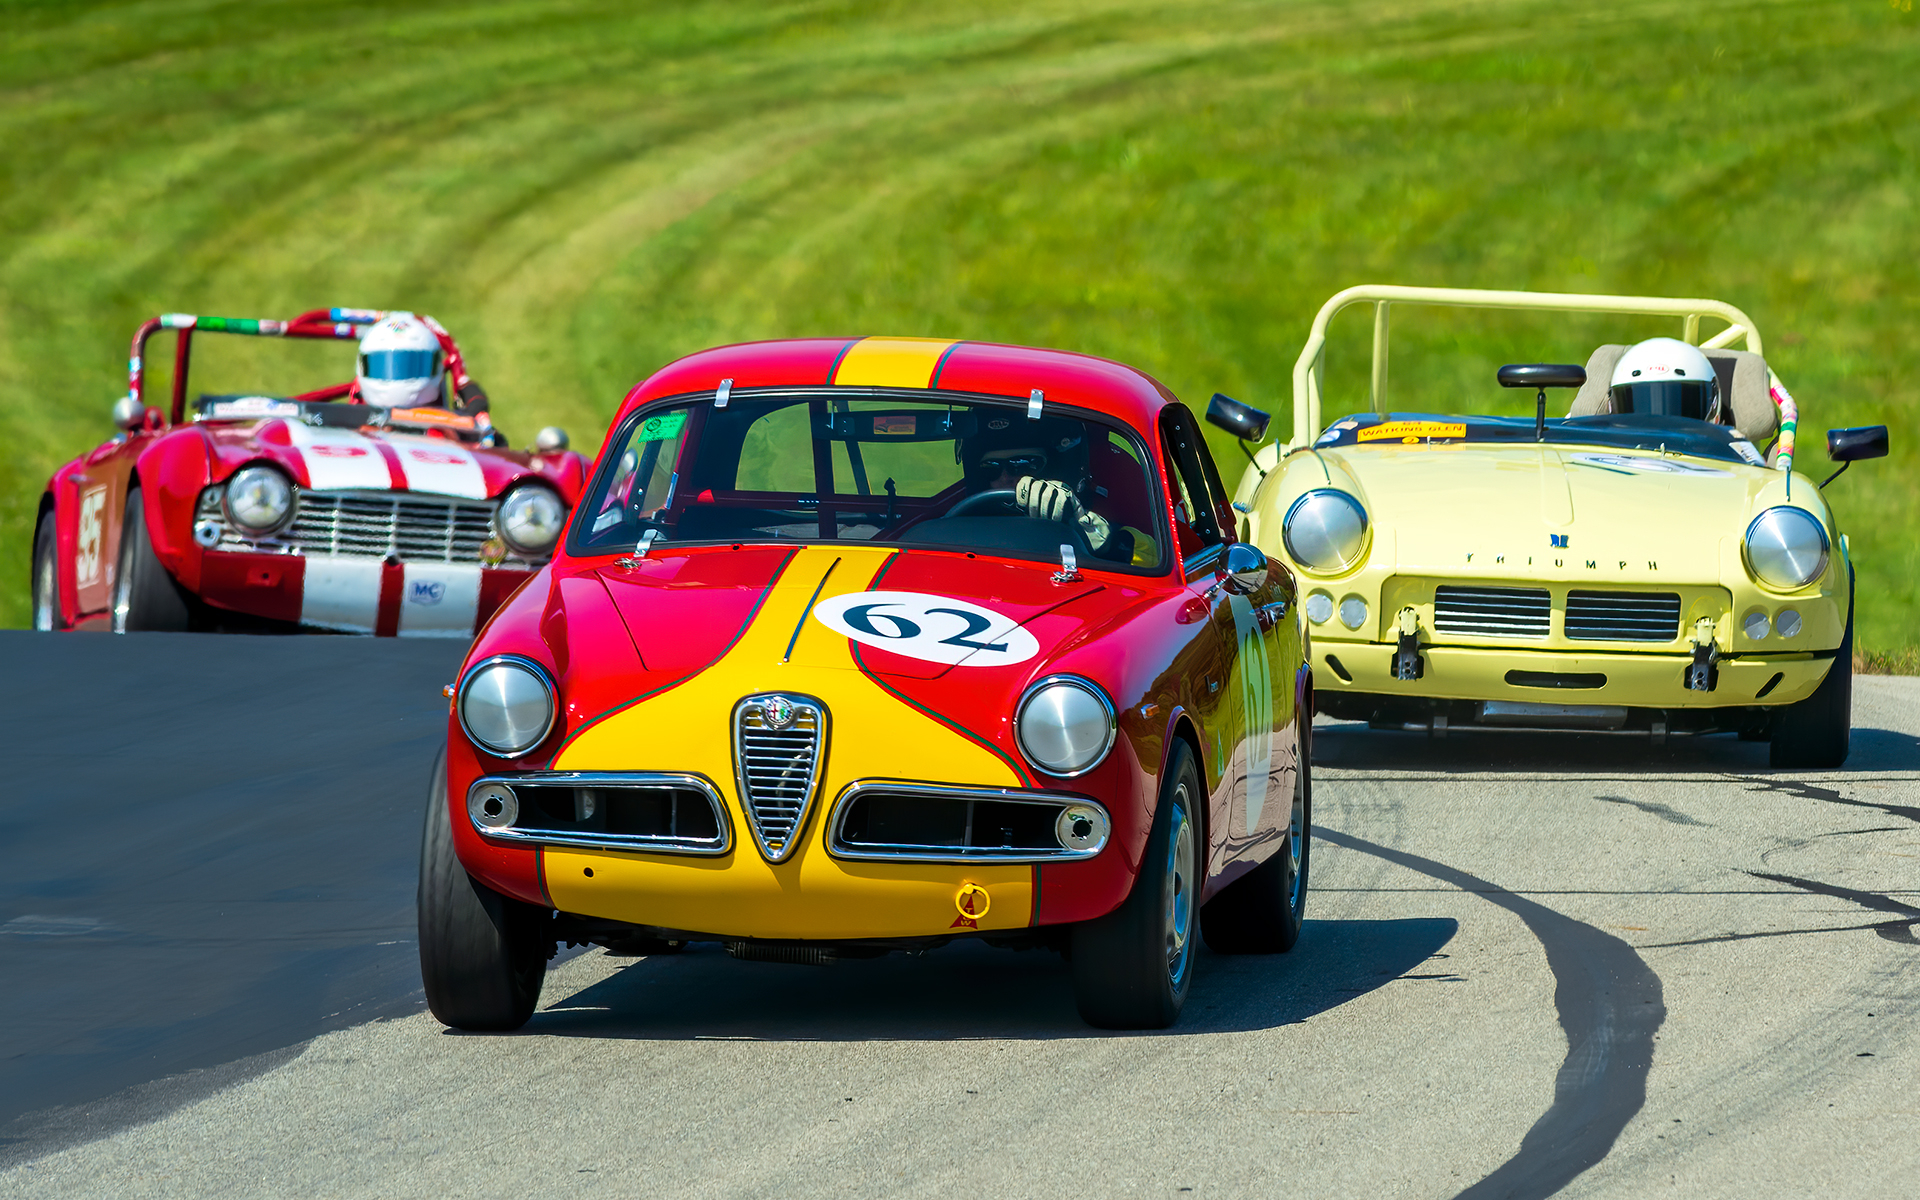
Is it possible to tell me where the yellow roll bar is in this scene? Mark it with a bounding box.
[1287,285,1765,448]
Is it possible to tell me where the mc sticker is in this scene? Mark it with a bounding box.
[812,591,1039,667]
[408,579,447,606]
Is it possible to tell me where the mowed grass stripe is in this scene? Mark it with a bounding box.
[2,0,1915,655]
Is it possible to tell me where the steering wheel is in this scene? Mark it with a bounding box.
[945,489,1022,518]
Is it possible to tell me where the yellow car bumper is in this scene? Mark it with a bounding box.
[1314,641,1834,709]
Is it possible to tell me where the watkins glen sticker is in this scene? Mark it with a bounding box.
[1569,453,1731,477]
[1358,420,1466,443]
[812,591,1039,667]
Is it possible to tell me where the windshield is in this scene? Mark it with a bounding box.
[570,392,1169,571]
[1311,412,1764,465]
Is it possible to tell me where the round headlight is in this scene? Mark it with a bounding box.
[1283,489,1368,573]
[498,486,567,556]
[1016,676,1116,777]
[458,655,556,757]
[225,465,294,534]
[1745,507,1829,591]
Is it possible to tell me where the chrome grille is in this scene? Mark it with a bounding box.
[1433,586,1551,639]
[732,695,826,862]
[201,489,498,563]
[1565,591,1682,642]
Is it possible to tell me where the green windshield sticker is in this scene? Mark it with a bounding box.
[636,411,687,442]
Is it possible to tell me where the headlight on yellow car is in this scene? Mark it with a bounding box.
[1744,507,1829,591]
[1283,489,1368,574]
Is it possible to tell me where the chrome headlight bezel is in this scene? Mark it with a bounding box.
[1015,675,1117,778]
[223,465,296,535]
[497,484,568,557]
[1282,489,1369,575]
[1744,506,1830,592]
[457,654,558,758]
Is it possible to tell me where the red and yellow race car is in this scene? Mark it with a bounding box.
[420,337,1313,1030]
[31,308,587,636]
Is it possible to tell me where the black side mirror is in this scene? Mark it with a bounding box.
[1498,363,1587,441]
[1821,425,1889,488]
[1828,425,1888,463]
[1206,392,1270,442]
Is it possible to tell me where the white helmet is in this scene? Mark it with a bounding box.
[356,312,445,408]
[1609,337,1720,423]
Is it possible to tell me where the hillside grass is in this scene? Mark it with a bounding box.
[2,0,1916,661]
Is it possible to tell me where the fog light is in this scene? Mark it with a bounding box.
[1776,609,1803,638]
[1338,595,1368,630]
[193,519,222,548]
[467,782,518,830]
[1305,591,1334,625]
[1054,804,1111,853]
[1742,610,1770,640]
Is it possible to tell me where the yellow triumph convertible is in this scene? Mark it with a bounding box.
[1217,286,1889,767]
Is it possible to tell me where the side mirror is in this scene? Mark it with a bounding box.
[1223,541,1269,595]
[112,395,147,431]
[1828,425,1888,463]
[1820,425,1890,488]
[1206,393,1270,443]
[534,426,570,453]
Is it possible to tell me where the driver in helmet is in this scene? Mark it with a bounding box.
[353,311,493,417]
[960,417,1152,566]
[1609,337,1722,422]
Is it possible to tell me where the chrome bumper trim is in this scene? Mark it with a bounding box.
[826,780,1109,864]
[467,771,732,856]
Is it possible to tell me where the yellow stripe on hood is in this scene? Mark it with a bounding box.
[831,337,958,388]
[545,546,1030,940]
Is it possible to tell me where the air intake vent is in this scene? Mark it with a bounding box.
[733,694,826,862]
[1433,586,1551,639]
[1565,591,1682,642]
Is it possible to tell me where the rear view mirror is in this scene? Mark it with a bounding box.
[1827,425,1888,463]
[1206,393,1270,443]
[1496,364,1587,390]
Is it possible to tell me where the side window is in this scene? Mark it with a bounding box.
[1160,408,1225,566]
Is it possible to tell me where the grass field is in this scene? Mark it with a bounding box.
[4,0,1916,656]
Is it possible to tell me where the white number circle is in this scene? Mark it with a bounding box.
[812,591,1039,667]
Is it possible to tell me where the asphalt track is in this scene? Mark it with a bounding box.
[1,632,1916,1198]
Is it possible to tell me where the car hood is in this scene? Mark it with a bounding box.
[1324,443,1828,577]
[593,544,1136,680]
[200,418,548,500]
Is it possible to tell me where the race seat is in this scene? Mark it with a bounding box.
[1567,343,1778,443]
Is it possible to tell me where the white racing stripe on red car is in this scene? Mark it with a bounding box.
[397,563,482,637]
[387,435,487,499]
[300,557,383,633]
[284,424,393,492]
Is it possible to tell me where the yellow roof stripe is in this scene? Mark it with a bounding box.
[830,337,958,388]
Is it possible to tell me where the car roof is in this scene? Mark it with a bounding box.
[615,337,1178,434]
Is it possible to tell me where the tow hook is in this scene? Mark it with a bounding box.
[1393,607,1425,681]
[1686,617,1720,692]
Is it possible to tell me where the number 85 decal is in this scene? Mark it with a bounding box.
[812,591,1040,667]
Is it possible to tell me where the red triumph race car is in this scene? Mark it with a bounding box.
[30,308,588,636]
[421,336,1313,1031]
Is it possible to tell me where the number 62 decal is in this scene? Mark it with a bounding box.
[812,591,1040,667]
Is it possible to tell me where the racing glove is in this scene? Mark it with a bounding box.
[1015,477,1117,555]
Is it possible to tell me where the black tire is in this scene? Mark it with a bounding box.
[1071,740,1203,1030]
[1770,570,1853,769]
[111,486,193,633]
[418,749,552,1031]
[32,511,66,631]
[1201,728,1311,954]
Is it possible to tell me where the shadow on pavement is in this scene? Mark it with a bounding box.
[505,916,1458,1041]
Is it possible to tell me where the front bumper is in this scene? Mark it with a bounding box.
[195,549,530,635]
[1314,641,1835,709]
